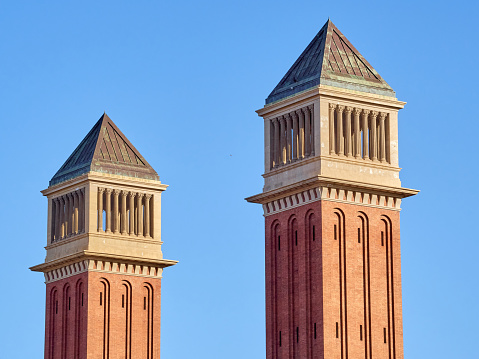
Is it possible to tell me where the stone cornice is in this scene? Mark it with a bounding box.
[36,258,169,284]
[258,185,404,217]
[30,250,178,274]
[246,175,418,205]
[257,84,405,118]
[42,172,168,197]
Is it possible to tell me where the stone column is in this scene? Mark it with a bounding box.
[309,105,315,155]
[144,194,152,237]
[136,193,143,236]
[370,111,378,161]
[345,106,353,157]
[59,196,65,238]
[150,194,155,238]
[77,190,82,233]
[280,116,286,165]
[79,188,85,233]
[105,189,112,233]
[70,193,75,235]
[329,103,336,154]
[298,109,305,158]
[121,191,127,235]
[73,191,79,234]
[353,108,361,159]
[265,118,272,172]
[50,199,55,243]
[112,190,120,234]
[273,118,280,168]
[129,192,135,235]
[65,194,71,236]
[304,107,311,157]
[362,110,370,160]
[268,120,274,170]
[286,114,292,163]
[379,112,387,163]
[291,112,298,161]
[336,105,344,156]
[53,198,59,241]
[98,188,104,232]
[63,194,68,236]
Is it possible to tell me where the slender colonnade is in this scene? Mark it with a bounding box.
[270,105,314,169]
[97,188,154,238]
[51,188,86,242]
[328,104,390,163]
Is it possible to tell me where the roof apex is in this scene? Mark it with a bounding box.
[49,113,159,187]
[266,19,395,104]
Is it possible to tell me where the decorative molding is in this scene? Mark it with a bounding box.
[43,259,164,284]
[264,153,400,178]
[263,187,321,215]
[261,184,402,217]
[41,172,168,197]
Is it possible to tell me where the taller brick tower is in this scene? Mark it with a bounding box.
[31,113,177,359]
[247,20,418,359]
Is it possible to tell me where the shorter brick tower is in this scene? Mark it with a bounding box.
[31,113,177,359]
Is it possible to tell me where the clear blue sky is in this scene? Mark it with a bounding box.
[1,1,478,358]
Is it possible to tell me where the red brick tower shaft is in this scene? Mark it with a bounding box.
[247,20,417,359]
[44,271,162,359]
[264,201,403,359]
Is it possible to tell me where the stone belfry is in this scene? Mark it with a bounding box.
[246,20,418,359]
[31,113,177,359]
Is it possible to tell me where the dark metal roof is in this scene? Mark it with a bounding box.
[266,20,395,104]
[49,113,159,186]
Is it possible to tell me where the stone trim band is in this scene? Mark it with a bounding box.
[262,186,401,216]
[44,259,164,283]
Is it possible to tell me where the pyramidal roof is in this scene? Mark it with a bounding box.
[50,113,159,186]
[266,20,395,104]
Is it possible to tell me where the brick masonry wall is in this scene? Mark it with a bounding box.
[264,199,403,359]
[45,272,88,359]
[44,270,162,359]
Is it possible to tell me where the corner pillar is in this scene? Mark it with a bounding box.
[144,194,152,237]
[97,188,104,232]
[329,103,336,155]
